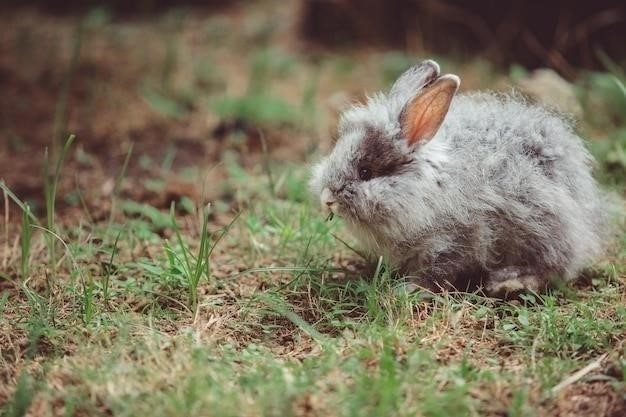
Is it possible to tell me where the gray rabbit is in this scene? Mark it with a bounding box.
[309,59,607,297]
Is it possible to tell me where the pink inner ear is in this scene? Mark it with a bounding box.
[403,75,459,147]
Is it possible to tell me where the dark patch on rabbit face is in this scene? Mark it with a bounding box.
[357,126,414,179]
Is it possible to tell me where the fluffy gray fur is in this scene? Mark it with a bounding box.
[309,60,607,295]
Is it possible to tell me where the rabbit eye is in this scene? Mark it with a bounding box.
[358,167,372,181]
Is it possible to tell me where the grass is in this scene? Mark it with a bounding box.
[42,134,76,272]
[1,156,625,416]
[1,4,625,417]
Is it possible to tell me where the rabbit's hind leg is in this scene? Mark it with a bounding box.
[485,266,546,299]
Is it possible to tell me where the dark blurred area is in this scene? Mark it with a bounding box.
[300,0,626,75]
[0,0,235,15]
[1,0,624,74]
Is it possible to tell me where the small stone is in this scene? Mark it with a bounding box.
[516,69,583,118]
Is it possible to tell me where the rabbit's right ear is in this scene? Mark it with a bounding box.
[400,74,460,147]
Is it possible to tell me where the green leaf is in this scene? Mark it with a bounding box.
[517,313,530,327]
[141,88,187,118]
[212,94,297,126]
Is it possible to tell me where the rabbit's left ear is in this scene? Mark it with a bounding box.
[401,74,460,147]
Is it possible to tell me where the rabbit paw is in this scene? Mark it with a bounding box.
[396,276,439,295]
[398,281,422,294]
[486,267,543,299]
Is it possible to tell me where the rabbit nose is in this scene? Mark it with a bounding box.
[320,188,336,209]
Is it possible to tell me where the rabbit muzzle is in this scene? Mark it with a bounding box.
[320,187,336,213]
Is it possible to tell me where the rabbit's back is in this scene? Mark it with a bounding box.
[433,93,606,280]
[443,93,590,173]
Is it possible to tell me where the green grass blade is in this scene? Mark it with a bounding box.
[20,204,32,278]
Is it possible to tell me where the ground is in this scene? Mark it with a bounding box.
[1,2,626,417]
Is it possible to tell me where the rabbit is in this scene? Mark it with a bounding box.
[309,59,608,297]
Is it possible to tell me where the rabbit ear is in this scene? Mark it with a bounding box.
[390,60,440,99]
[401,74,460,147]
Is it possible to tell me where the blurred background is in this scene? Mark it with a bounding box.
[0,0,625,221]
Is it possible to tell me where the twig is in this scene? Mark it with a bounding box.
[2,187,8,269]
[550,353,608,395]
